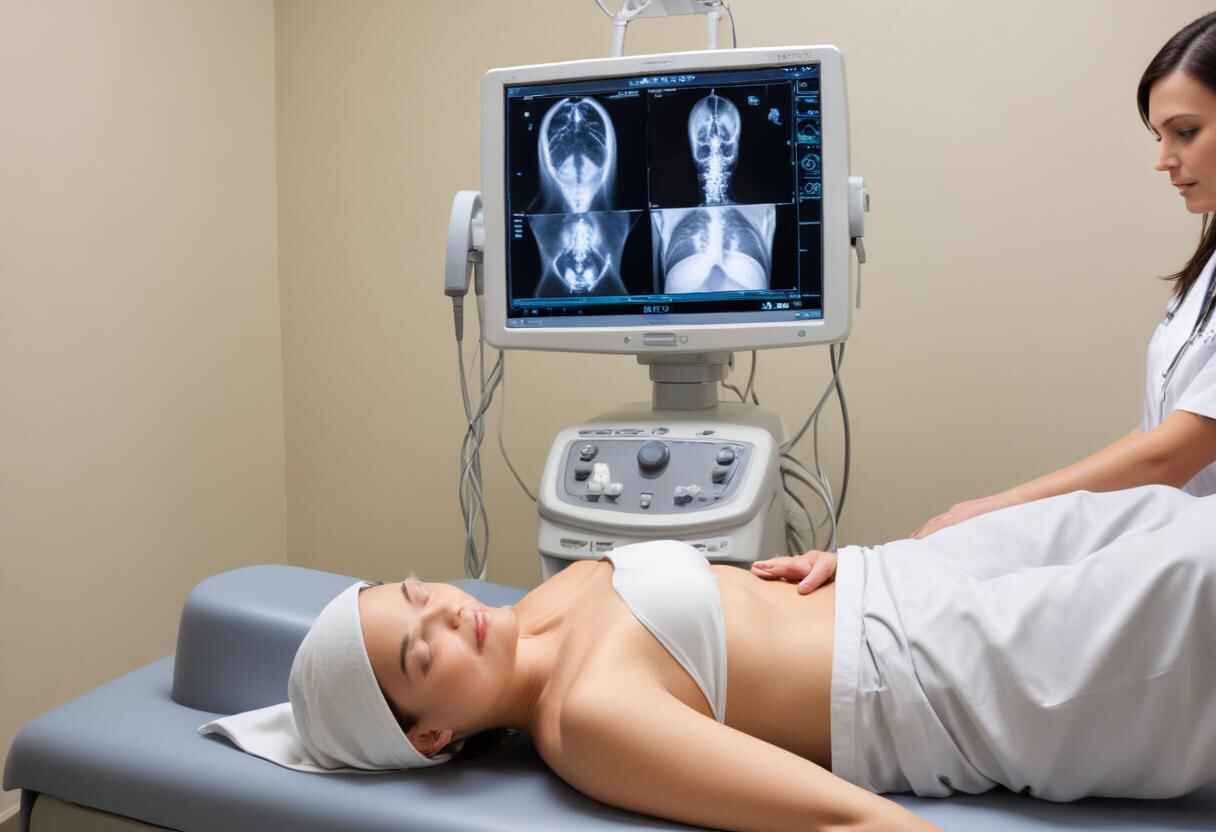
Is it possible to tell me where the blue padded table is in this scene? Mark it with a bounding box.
[5,564,1216,831]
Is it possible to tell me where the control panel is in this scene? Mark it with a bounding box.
[559,427,751,515]
[536,409,786,579]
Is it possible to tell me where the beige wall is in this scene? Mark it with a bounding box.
[276,0,1210,591]
[0,0,283,819]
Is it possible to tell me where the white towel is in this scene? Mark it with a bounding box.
[198,582,450,773]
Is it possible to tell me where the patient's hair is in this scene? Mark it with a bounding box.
[1138,11,1216,300]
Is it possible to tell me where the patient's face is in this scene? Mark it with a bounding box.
[358,580,517,755]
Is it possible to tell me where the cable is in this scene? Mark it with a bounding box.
[461,367,502,579]
[829,343,851,524]
[497,352,538,503]
[780,470,819,550]
[809,353,841,528]
[787,528,806,559]
[455,339,488,579]
[723,1,737,48]
[781,463,838,552]
[743,349,758,404]
[775,341,852,553]
[783,451,834,542]
[781,342,845,454]
[458,348,503,579]
[810,405,830,518]
[720,350,758,404]
[716,341,849,555]
[454,291,542,578]
[721,380,746,401]
[454,292,511,580]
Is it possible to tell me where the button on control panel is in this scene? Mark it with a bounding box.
[559,427,750,514]
[637,440,670,475]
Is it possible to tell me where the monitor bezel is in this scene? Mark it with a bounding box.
[480,45,851,354]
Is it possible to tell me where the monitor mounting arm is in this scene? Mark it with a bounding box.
[598,0,732,56]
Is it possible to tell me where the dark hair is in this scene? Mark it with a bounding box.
[1137,12,1216,300]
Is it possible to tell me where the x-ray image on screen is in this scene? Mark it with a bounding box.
[647,84,793,208]
[689,92,742,205]
[540,97,614,213]
[525,211,643,297]
[652,205,776,293]
[506,93,648,214]
[502,62,823,327]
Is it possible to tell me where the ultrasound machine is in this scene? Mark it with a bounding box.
[450,44,869,580]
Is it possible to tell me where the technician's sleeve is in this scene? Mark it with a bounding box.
[1176,348,1216,421]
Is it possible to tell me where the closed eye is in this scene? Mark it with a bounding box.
[400,582,431,678]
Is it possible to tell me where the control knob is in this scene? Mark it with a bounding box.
[637,441,670,475]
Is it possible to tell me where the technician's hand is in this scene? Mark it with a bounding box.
[750,550,837,594]
[911,494,1016,539]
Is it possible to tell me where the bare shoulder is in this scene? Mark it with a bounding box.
[515,559,605,619]
[535,670,668,770]
[534,558,603,600]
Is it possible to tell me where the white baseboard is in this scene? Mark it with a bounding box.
[0,802,20,829]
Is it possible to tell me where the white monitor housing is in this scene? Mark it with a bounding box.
[480,45,854,356]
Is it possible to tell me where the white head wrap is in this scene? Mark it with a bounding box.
[198,582,451,773]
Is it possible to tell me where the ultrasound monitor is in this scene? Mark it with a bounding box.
[480,46,853,354]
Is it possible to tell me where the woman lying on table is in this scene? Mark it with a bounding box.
[204,485,1216,832]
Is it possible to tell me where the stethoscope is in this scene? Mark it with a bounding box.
[1159,270,1216,421]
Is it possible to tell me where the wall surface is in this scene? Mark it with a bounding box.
[0,0,284,818]
[276,0,1210,590]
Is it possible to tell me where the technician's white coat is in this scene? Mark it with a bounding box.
[1143,252,1216,496]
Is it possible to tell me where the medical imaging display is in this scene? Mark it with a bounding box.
[504,64,823,325]
[519,211,649,297]
[647,85,793,208]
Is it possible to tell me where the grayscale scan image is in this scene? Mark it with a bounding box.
[689,91,742,206]
[651,205,775,293]
[503,65,813,318]
[527,211,634,297]
[538,96,616,213]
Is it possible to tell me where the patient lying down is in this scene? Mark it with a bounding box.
[205,485,1216,832]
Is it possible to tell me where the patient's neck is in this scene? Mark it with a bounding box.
[481,566,597,735]
[488,628,561,734]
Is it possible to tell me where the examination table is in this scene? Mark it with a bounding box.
[5,564,1216,831]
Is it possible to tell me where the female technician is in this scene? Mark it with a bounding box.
[755,14,1216,586]
[902,12,1216,539]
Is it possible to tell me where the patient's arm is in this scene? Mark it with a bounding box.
[546,685,939,832]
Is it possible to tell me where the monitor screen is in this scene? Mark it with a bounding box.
[502,63,823,331]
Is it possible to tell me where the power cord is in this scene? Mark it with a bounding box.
[497,352,538,504]
[454,292,510,580]
[718,341,850,555]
